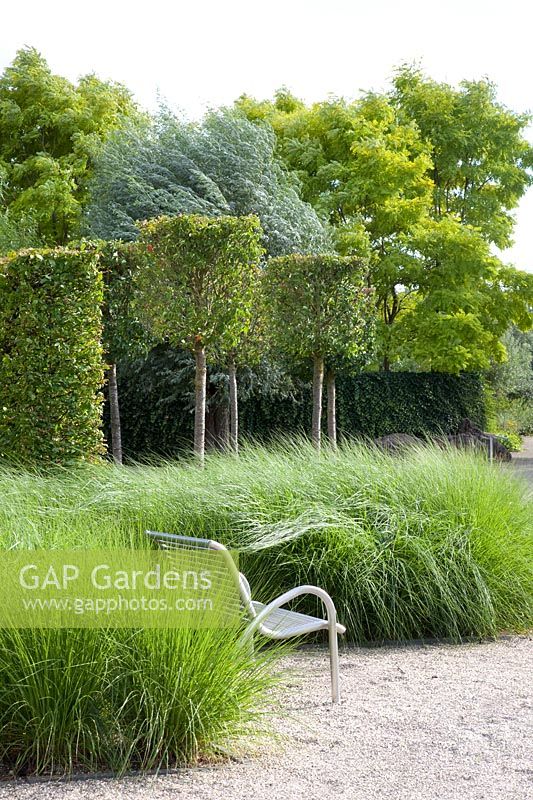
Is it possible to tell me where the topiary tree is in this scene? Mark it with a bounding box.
[0,248,105,464]
[137,214,264,462]
[96,240,152,464]
[219,292,268,454]
[65,238,152,464]
[263,254,371,449]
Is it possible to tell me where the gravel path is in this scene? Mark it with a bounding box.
[512,436,533,487]
[1,637,531,800]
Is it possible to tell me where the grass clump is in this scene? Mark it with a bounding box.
[0,626,281,776]
[1,440,531,642]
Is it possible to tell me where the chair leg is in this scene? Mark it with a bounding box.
[329,620,340,703]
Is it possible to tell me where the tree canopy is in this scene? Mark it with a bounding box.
[238,72,533,372]
[86,108,329,255]
[392,66,533,247]
[263,253,370,446]
[0,47,140,245]
[137,214,264,459]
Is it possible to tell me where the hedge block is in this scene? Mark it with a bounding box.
[0,248,105,464]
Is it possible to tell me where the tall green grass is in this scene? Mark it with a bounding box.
[0,626,281,776]
[0,441,531,773]
[0,440,531,641]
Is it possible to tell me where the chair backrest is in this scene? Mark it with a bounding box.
[145,531,256,618]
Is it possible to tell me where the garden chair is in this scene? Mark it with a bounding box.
[146,530,346,702]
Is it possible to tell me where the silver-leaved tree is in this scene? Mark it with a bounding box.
[86,107,329,256]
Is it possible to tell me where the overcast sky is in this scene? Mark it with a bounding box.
[1,0,532,271]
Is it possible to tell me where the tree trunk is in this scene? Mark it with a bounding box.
[326,369,337,450]
[108,362,123,465]
[311,354,324,450]
[194,341,207,464]
[382,354,390,371]
[228,356,238,454]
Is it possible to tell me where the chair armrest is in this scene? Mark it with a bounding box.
[243,584,344,638]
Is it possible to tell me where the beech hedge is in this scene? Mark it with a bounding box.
[0,248,105,464]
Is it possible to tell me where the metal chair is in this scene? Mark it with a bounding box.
[146,530,346,702]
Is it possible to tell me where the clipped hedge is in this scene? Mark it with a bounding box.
[0,248,105,464]
[241,370,486,439]
[109,346,485,458]
[336,371,486,438]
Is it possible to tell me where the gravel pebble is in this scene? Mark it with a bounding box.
[1,636,531,800]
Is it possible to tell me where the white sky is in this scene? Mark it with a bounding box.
[1,0,532,271]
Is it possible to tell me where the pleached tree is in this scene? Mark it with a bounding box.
[137,214,263,462]
[262,254,371,449]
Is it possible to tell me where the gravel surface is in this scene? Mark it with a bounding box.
[512,436,533,487]
[1,636,531,800]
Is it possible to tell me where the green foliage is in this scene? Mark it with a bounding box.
[0,47,140,244]
[137,214,264,352]
[494,431,522,452]
[488,326,533,400]
[487,395,533,436]
[241,370,486,440]
[0,209,41,255]
[237,89,432,368]
[392,218,525,372]
[0,624,280,775]
[263,254,371,361]
[392,66,533,247]
[87,108,329,255]
[1,444,530,644]
[88,239,153,363]
[238,76,533,371]
[237,89,432,249]
[108,345,196,457]
[108,353,486,458]
[486,326,533,436]
[336,371,486,437]
[225,442,532,642]
[0,248,105,463]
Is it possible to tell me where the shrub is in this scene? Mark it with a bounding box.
[494,431,522,452]
[491,396,533,436]
[0,248,105,464]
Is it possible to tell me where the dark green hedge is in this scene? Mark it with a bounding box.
[0,248,105,464]
[241,370,486,440]
[109,346,485,459]
[106,345,195,459]
[336,371,486,438]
